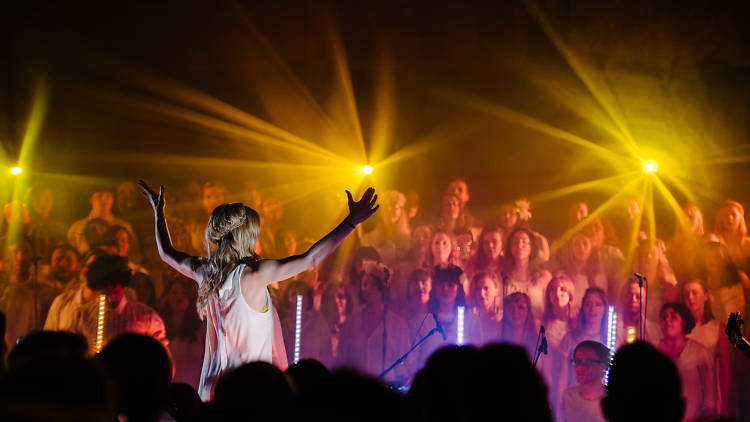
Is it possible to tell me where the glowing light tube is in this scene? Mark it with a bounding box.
[294,294,303,364]
[457,306,465,346]
[95,294,106,353]
[604,306,618,385]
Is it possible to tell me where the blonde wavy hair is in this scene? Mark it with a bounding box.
[197,203,260,317]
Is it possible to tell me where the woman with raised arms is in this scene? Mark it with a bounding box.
[139,181,378,401]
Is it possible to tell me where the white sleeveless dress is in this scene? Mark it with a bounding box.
[198,263,276,401]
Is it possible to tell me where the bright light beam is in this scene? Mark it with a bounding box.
[434,85,632,164]
[525,4,642,159]
[10,167,22,175]
[642,159,658,174]
[551,175,643,253]
[362,165,373,175]
[527,171,640,204]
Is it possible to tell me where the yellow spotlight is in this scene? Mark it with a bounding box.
[10,166,22,175]
[642,159,658,174]
[362,165,373,175]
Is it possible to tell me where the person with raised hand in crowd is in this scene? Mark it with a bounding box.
[657,302,717,421]
[559,341,609,422]
[140,180,378,400]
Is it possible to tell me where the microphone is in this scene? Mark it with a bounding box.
[432,313,447,341]
[540,325,548,355]
[633,272,647,287]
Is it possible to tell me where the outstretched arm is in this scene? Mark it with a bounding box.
[253,187,379,285]
[138,180,202,281]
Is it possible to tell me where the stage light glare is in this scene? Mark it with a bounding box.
[362,165,373,175]
[10,166,22,175]
[642,159,658,174]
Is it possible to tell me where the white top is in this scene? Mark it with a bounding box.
[560,385,606,422]
[198,263,274,401]
[675,339,717,421]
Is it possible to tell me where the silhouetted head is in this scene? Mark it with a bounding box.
[602,341,684,422]
[96,333,172,422]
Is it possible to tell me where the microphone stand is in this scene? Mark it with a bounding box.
[635,273,647,341]
[380,326,441,380]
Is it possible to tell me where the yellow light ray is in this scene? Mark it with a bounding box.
[652,175,691,235]
[377,119,481,169]
[551,175,643,254]
[368,48,395,165]
[508,59,633,145]
[6,78,49,247]
[229,0,342,136]
[432,85,631,164]
[621,179,649,280]
[688,155,750,166]
[83,58,345,163]
[527,171,640,204]
[92,88,354,166]
[325,15,367,163]
[84,150,354,173]
[525,2,642,159]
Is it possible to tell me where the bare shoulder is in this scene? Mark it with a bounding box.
[239,259,267,288]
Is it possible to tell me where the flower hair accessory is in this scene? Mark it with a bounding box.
[515,198,532,222]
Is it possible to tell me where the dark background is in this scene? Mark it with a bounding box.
[2,0,750,240]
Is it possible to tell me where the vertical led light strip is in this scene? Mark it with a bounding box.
[294,294,303,364]
[95,294,106,353]
[604,306,618,385]
[457,306,465,345]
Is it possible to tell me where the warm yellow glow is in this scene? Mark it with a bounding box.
[626,326,636,344]
[642,159,658,174]
[362,165,373,175]
[95,294,106,353]
[10,167,22,175]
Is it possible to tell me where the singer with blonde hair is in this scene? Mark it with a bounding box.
[139,181,378,400]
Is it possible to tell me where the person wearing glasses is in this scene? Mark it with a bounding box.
[559,340,609,422]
